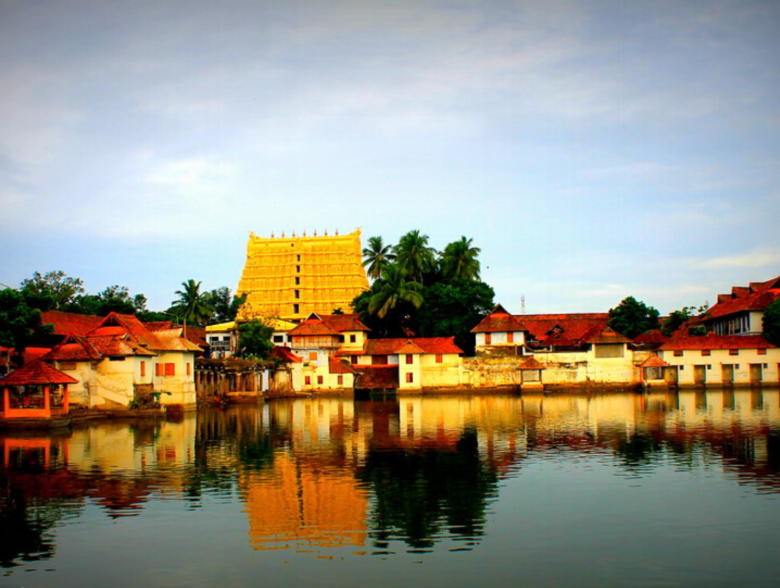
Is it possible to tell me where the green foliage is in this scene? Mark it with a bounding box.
[20,270,85,311]
[661,303,711,337]
[763,299,780,346]
[0,288,54,356]
[235,319,274,359]
[418,280,495,355]
[362,235,396,281]
[608,296,660,339]
[440,237,481,282]
[205,287,246,323]
[394,230,437,285]
[367,265,424,337]
[169,279,215,326]
[66,285,147,316]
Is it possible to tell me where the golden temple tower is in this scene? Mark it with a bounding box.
[237,229,369,322]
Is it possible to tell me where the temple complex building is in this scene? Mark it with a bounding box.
[237,229,369,323]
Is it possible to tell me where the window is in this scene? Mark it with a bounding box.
[406,373,414,383]
[405,354,413,364]
[295,290,300,299]
[350,334,356,343]
[507,332,514,344]
[273,335,284,343]
[293,303,300,314]
[317,375,323,385]
[141,361,146,377]
[729,349,739,356]
[351,356,358,364]
[337,375,344,385]
[295,276,300,285]
[309,352,318,361]
[436,354,443,363]
[305,376,311,385]
[595,344,624,358]
[60,362,77,371]
[485,333,492,345]
[674,350,683,357]
[186,363,191,376]
[297,254,301,262]
[701,349,711,356]
[758,348,767,355]
[296,265,301,273]
[165,363,175,376]
[109,356,126,361]
[155,363,163,376]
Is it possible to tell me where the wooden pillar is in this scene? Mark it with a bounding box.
[3,386,9,414]
[63,384,70,413]
[44,384,51,414]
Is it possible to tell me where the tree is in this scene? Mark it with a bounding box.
[0,288,54,362]
[763,299,780,346]
[440,236,481,282]
[234,319,274,359]
[67,285,145,316]
[169,280,215,326]
[20,270,85,311]
[417,280,495,355]
[608,296,660,339]
[394,230,437,285]
[362,236,396,281]
[368,264,424,320]
[205,287,247,323]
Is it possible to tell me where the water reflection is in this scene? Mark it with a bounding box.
[2,388,780,570]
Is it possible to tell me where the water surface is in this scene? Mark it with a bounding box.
[2,389,780,587]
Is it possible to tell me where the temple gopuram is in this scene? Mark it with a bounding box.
[237,229,369,323]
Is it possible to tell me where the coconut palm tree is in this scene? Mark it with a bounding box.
[441,236,481,282]
[170,279,215,326]
[362,236,396,281]
[368,264,424,319]
[394,230,437,285]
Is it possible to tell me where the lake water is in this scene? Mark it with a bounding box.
[2,389,780,588]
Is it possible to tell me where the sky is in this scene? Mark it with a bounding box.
[1,0,779,315]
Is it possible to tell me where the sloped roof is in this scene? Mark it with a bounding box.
[583,326,632,345]
[206,321,236,332]
[328,356,357,374]
[363,337,463,356]
[288,318,340,337]
[154,329,203,352]
[660,333,776,351]
[269,346,302,363]
[632,329,669,345]
[0,359,79,386]
[89,313,166,350]
[471,304,527,333]
[640,355,670,368]
[707,276,780,320]
[320,313,370,332]
[354,365,399,389]
[41,310,104,336]
[518,356,546,370]
[42,335,103,362]
[521,313,610,342]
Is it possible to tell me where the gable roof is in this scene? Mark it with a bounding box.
[640,355,670,368]
[521,313,610,342]
[659,333,776,351]
[362,337,463,356]
[41,310,104,336]
[471,304,527,333]
[269,345,303,363]
[328,356,357,374]
[706,275,780,320]
[583,326,632,345]
[288,312,370,338]
[0,359,79,386]
[517,356,546,370]
[632,329,669,345]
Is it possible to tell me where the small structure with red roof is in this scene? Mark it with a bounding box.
[0,359,78,422]
[471,304,529,355]
[704,275,780,336]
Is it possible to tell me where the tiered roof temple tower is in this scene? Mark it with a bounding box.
[237,229,369,323]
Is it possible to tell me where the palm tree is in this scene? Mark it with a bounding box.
[362,236,396,280]
[170,280,215,326]
[441,236,481,282]
[368,264,424,319]
[394,230,437,285]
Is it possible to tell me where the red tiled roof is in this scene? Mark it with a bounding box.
[288,317,340,337]
[632,329,669,345]
[0,359,79,386]
[583,326,632,345]
[144,321,175,331]
[41,310,103,336]
[471,304,527,333]
[320,313,370,333]
[537,333,581,348]
[521,313,610,342]
[640,355,669,368]
[42,335,103,362]
[707,276,780,320]
[354,365,399,389]
[518,356,546,370]
[153,329,203,352]
[328,356,356,374]
[364,337,463,356]
[269,346,303,363]
[659,333,776,351]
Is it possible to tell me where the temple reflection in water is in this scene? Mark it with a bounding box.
[2,388,780,569]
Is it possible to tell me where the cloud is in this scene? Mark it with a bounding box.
[697,247,780,269]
